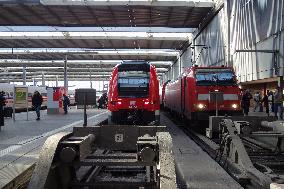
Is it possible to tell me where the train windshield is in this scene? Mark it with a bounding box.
[195,69,236,86]
[118,70,150,98]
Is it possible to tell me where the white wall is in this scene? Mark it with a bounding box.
[193,0,284,83]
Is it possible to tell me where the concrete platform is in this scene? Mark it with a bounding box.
[161,113,243,189]
[0,108,108,188]
[0,108,251,188]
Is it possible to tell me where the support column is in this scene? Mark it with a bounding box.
[278,76,283,95]
[22,66,26,85]
[179,55,182,75]
[102,81,105,92]
[33,78,36,86]
[41,72,45,86]
[55,76,58,87]
[64,55,68,91]
[226,0,231,66]
[193,39,196,65]
[89,69,92,88]
[171,66,174,80]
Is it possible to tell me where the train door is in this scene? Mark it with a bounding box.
[184,76,192,120]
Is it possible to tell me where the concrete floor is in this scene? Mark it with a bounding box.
[0,108,107,149]
[0,108,108,188]
[161,113,243,189]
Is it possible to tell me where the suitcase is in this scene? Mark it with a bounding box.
[4,107,13,118]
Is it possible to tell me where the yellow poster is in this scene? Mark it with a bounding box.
[15,87,28,107]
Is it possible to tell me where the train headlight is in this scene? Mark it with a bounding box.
[144,101,149,105]
[197,103,205,109]
[232,104,238,109]
[117,101,122,105]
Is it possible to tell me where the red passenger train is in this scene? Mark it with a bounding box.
[108,61,160,125]
[164,66,242,121]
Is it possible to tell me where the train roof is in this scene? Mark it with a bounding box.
[118,61,151,72]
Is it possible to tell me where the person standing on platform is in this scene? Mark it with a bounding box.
[62,94,70,114]
[242,89,252,116]
[274,87,283,120]
[0,91,5,126]
[253,91,261,112]
[98,93,108,109]
[32,91,43,121]
[262,90,269,117]
[268,91,274,113]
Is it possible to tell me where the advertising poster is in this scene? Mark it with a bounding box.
[13,86,28,121]
[15,87,28,107]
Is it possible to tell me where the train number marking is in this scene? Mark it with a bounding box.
[115,134,123,142]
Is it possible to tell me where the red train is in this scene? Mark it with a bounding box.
[164,66,242,121]
[108,61,160,125]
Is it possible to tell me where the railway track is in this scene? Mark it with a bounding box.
[162,111,284,189]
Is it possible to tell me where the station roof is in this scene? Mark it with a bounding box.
[0,0,213,27]
[0,0,215,82]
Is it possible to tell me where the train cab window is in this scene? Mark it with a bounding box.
[118,70,150,98]
[195,69,236,86]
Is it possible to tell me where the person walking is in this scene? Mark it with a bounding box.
[253,91,261,112]
[242,89,252,116]
[0,91,5,126]
[98,93,107,109]
[274,87,283,120]
[262,90,269,116]
[32,91,43,120]
[62,94,70,114]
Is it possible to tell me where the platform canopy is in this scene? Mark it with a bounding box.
[0,0,213,27]
[0,0,215,82]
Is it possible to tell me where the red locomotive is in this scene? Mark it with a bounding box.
[108,61,160,125]
[164,66,242,121]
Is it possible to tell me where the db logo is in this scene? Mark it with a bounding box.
[115,134,123,142]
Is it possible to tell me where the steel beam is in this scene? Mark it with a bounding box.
[1,68,167,74]
[40,0,214,7]
[235,50,279,53]
[0,26,195,33]
[0,32,191,41]
[0,48,179,56]
[0,59,173,67]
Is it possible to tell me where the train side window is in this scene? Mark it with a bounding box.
[42,93,47,97]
